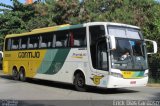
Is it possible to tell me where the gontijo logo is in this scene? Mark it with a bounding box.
[18,51,40,58]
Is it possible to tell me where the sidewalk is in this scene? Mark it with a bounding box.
[147,83,160,88]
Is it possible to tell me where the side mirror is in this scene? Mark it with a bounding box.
[144,39,157,54]
[108,35,116,50]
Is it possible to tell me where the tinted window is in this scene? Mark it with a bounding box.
[40,33,54,48]
[11,38,20,50]
[20,37,28,49]
[5,38,11,51]
[97,40,108,70]
[89,25,106,69]
[55,31,68,47]
[28,36,40,49]
[69,28,86,47]
[89,25,105,45]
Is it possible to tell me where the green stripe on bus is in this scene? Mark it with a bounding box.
[134,71,144,77]
[38,49,70,74]
[58,24,84,30]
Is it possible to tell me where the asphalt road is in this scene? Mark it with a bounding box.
[0,71,160,106]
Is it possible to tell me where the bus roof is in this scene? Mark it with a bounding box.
[5,22,140,38]
[85,22,140,29]
[106,22,140,29]
[5,24,84,38]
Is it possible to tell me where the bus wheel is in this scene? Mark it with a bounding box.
[19,68,26,82]
[74,73,87,92]
[12,68,19,80]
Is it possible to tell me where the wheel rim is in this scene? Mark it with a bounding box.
[12,68,19,80]
[20,72,24,79]
[13,69,17,77]
[77,77,84,88]
[19,68,25,81]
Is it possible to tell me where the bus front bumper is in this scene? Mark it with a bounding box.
[106,76,148,88]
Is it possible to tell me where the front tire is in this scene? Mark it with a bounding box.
[74,73,87,92]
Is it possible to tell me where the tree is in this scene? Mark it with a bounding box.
[0,0,35,35]
[45,0,90,25]
[26,1,50,30]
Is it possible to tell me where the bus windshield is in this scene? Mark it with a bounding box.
[108,26,148,70]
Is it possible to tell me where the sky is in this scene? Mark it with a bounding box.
[0,0,25,5]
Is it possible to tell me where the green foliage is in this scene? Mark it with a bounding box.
[45,0,90,24]
[0,0,49,37]
[0,0,160,55]
[0,0,35,36]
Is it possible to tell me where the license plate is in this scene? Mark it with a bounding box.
[130,81,136,84]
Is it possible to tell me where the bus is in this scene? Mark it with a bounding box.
[3,22,157,91]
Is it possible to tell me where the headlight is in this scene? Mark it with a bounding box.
[110,72,123,78]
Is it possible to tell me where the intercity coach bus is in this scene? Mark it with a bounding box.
[3,22,157,91]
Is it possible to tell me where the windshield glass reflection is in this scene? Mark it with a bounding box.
[108,26,147,70]
[111,38,147,70]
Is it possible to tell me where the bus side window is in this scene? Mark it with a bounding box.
[69,28,86,47]
[5,38,11,51]
[40,32,53,48]
[89,25,106,69]
[97,40,108,70]
[20,37,28,49]
[69,32,74,47]
[28,36,40,49]
[55,31,68,48]
[53,34,56,47]
[11,38,20,50]
[89,25,105,45]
